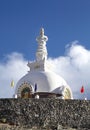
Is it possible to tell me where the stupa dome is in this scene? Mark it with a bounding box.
[15,70,68,92]
[15,28,73,99]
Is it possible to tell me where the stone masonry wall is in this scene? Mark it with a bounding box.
[0,99,90,129]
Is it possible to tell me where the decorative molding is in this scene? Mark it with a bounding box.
[64,87,71,99]
[17,82,33,98]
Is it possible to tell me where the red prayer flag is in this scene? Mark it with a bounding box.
[80,86,84,93]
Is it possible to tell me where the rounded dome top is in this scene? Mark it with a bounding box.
[15,70,68,93]
[15,70,73,99]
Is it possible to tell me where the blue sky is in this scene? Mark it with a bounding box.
[0,0,90,99]
[0,0,90,60]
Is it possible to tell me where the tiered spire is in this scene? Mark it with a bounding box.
[36,28,48,61]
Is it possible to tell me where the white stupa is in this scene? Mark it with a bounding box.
[14,28,73,99]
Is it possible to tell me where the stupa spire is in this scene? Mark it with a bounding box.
[40,28,44,37]
[36,28,48,61]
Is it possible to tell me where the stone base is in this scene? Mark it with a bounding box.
[0,99,90,129]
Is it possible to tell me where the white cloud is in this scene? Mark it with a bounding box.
[0,42,90,99]
[48,41,90,99]
[0,52,28,98]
